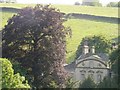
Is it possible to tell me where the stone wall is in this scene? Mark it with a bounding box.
[65,13,119,24]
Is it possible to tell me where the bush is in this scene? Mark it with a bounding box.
[0,58,30,88]
[97,76,118,88]
[79,77,96,88]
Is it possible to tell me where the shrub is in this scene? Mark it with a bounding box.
[0,58,30,89]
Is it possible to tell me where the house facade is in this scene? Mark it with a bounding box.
[64,42,110,84]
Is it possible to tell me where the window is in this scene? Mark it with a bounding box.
[80,70,86,81]
[88,70,94,80]
[81,74,85,81]
[97,74,102,82]
[89,74,94,80]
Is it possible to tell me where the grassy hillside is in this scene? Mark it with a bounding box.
[65,19,118,63]
[0,3,119,18]
[1,4,118,63]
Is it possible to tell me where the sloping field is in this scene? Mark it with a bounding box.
[64,19,118,63]
[0,3,119,18]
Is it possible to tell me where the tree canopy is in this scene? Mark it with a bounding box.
[82,0,102,6]
[107,2,120,7]
[2,4,71,88]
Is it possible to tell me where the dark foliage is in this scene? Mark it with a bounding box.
[74,2,81,5]
[2,4,71,88]
[79,77,96,88]
[107,2,120,7]
[82,0,102,6]
[97,76,118,88]
[76,35,111,59]
[109,43,120,88]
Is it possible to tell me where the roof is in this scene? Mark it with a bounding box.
[64,61,75,72]
[77,53,109,62]
[64,53,109,73]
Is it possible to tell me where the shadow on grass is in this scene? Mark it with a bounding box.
[0,7,20,13]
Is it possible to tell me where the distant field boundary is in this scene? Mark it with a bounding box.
[65,13,119,24]
[1,7,119,24]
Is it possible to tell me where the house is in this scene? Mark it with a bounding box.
[64,41,110,85]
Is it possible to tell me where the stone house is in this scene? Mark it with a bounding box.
[64,42,110,84]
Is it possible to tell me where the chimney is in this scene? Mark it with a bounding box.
[83,40,89,54]
[90,46,95,54]
[83,45,89,54]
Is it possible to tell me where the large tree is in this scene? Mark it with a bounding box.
[2,4,71,88]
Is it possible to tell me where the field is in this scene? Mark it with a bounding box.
[65,19,118,63]
[0,3,119,17]
[1,4,118,63]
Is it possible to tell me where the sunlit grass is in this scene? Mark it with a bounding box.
[64,19,118,63]
[0,3,119,17]
[1,11,16,27]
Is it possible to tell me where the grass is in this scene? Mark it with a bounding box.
[1,11,16,27]
[65,19,118,63]
[0,4,118,63]
[0,3,119,18]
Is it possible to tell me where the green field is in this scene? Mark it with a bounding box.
[1,4,118,63]
[0,3,119,17]
[65,19,118,63]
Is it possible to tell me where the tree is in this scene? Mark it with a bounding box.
[2,4,71,88]
[74,2,80,5]
[76,35,111,59]
[0,58,30,89]
[82,0,102,6]
[97,76,118,88]
[107,2,118,7]
[79,77,96,88]
[109,43,120,88]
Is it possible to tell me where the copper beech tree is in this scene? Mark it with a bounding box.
[2,5,71,88]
